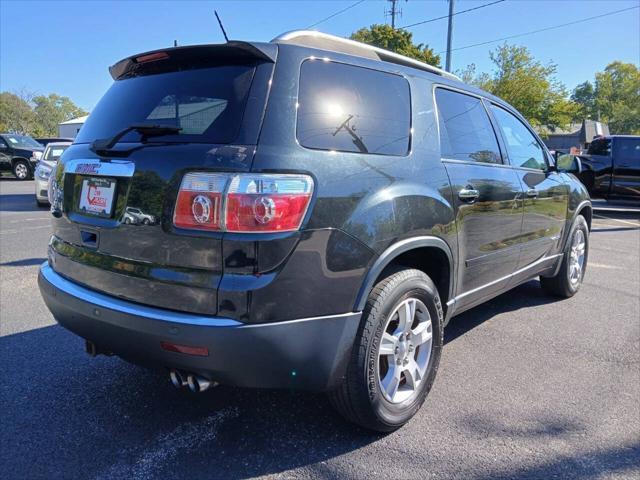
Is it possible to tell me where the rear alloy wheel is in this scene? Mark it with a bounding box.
[13,160,30,180]
[378,298,433,404]
[541,215,589,297]
[329,268,443,432]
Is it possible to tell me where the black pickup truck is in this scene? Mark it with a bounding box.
[578,135,640,200]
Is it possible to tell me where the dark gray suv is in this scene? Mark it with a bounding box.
[38,31,592,431]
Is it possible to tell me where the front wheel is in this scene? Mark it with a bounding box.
[329,268,443,432]
[540,215,589,297]
[12,160,30,180]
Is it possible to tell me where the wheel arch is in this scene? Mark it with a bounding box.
[354,236,454,314]
[11,156,30,166]
[576,202,592,231]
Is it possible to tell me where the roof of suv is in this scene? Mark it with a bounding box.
[271,30,460,81]
[107,31,519,119]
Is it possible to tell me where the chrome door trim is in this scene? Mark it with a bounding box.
[453,253,562,303]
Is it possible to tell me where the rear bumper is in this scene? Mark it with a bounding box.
[38,263,361,391]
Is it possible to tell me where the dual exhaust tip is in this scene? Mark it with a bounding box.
[169,369,218,393]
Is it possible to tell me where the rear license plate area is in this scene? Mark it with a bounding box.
[78,177,117,218]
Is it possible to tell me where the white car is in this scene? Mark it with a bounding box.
[34,142,71,206]
[123,207,156,225]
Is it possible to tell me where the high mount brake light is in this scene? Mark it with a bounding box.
[135,52,170,64]
[173,173,314,233]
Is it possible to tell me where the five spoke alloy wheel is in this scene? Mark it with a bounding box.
[329,268,445,431]
[568,229,586,287]
[378,297,433,404]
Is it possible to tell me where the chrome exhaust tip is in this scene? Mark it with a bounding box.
[169,369,187,388]
[187,374,217,393]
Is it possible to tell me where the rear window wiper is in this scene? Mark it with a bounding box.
[90,124,182,157]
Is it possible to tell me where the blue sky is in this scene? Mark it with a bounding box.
[1,0,638,110]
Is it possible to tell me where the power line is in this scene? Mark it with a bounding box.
[400,0,505,29]
[306,0,366,29]
[439,5,640,54]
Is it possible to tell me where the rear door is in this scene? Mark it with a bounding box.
[435,88,524,309]
[489,104,569,270]
[612,137,640,198]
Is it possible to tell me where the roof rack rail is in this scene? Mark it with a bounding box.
[271,30,460,81]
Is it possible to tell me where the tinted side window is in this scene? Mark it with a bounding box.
[491,105,547,170]
[296,60,410,155]
[435,89,501,164]
[587,138,611,156]
[615,137,640,166]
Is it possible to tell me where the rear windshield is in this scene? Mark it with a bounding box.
[75,65,256,145]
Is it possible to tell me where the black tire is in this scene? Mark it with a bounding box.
[12,160,31,180]
[540,215,589,297]
[329,268,444,432]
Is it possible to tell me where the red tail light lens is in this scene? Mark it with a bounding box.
[225,174,313,232]
[173,173,314,233]
[173,173,227,231]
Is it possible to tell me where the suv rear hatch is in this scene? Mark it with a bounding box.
[48,43,276,315]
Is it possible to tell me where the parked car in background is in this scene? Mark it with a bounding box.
[577,135,640,200]
[0,133,44,180]
[36,137,74,147]
[123,206,156,225]
[38,31,592,432]
[34,141,72,206]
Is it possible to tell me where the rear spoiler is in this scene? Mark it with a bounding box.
[109,41,277,80]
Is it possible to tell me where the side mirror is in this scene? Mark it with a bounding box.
[0,143,7,150]
[557,154,582,174]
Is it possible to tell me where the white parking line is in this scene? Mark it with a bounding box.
[9,217,50,223]
[589,262,621,269]
[593,214,639,227]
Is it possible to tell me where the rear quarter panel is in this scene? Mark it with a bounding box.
[249,46,458,316]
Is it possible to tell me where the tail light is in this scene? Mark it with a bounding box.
[173,173,226,231]
[173,173,314,233]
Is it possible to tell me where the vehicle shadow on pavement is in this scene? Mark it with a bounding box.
[0,193,45,213]
[445,280,554,345]
[2,281,634,479]
[0,325,380,480]
[0,257,47,267]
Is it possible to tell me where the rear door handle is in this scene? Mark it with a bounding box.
[458,187,480,203]
[526,188,539,198]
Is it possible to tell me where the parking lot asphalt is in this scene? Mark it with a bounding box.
[1,178,639,480]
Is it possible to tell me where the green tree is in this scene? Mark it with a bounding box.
[0,91,36,134]
[462,44,577,130]
[32,93,87,136]
[571,81,596,120]
[593,62,640,134]
[350,24,441,67]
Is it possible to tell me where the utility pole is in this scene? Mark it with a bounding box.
[445,0,455,72]
[386,0,405,29]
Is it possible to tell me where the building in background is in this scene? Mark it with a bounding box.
[58,115,88,139]
[539,119,610,153]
